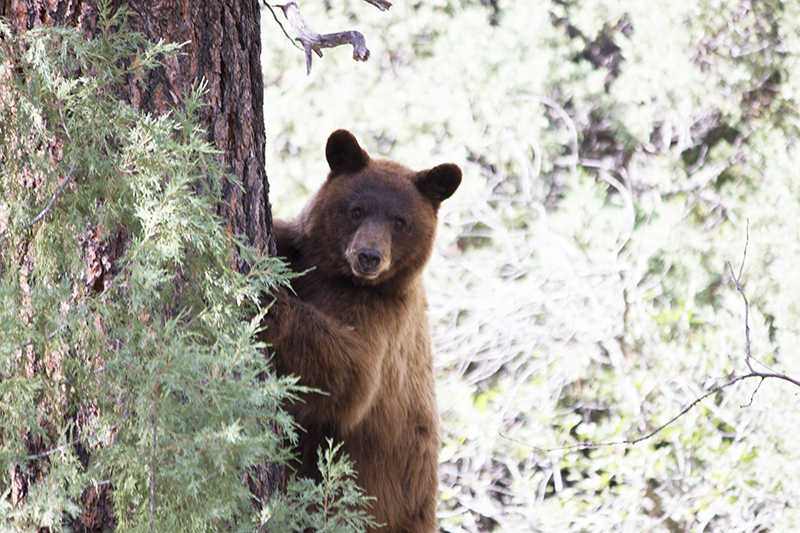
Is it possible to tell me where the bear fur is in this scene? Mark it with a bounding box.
[262,130,461,533]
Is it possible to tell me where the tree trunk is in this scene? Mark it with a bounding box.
[120,0,277,262]
[1,0,279,529]
[1,0,275,255]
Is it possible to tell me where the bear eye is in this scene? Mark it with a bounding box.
[351,207,364,220]
[394,217,407,231]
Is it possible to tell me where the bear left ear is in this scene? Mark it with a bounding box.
[326,129,369,177]
[415,163,462,209]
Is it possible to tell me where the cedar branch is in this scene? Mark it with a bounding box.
[273,1,371,75]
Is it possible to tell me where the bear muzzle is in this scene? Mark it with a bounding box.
[346,243,391,280]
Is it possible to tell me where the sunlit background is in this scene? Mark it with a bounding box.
[261,1,800,531]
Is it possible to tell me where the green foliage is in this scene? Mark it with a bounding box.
[263,0,800,531]
[261,439,381,533]
[0,4,308,532]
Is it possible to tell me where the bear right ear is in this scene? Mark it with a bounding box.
[415,163,462,209]
[326,130,369,177]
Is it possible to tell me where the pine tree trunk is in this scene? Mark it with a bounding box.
[1,0,280,529]
[1,0,276,256]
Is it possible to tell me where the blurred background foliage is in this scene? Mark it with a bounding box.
[262,0,800,531]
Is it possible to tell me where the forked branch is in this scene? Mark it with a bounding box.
[273,1,372,75]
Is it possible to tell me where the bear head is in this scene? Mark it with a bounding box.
[301,129,462,287]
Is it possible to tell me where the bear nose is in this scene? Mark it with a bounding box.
[357,248,382,271]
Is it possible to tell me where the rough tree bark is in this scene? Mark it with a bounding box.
[1,0,275,257]
[0,0,279,529]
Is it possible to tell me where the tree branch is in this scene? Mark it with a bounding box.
[728,219,754,373]
[19,424,119,461]
[0,163,76,246]
[362,0,392,10]
[528,371,800,453]
[273,1,371,75]
[504,225,800,453]
[264,2,304,51]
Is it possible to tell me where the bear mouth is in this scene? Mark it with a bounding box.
[349,264,385,281]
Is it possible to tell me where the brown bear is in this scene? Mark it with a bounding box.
[262,129,461,533]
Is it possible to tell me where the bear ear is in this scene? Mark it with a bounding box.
[415,163,462,209]
[326,129,369,177]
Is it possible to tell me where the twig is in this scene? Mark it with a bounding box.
[58,106,73,144]
[20,424,118,461]
[97,270,123,300]
[20,164,76,231]
[0,163,76,246]
[273,1,370,75]
[744,377,765,407]
[534,371,800,452]
[500,368,800,453]
[728,219,753,373]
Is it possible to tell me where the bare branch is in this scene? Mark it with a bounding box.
[509,370,800,454]
[20,164,76,231]
[728,220,754,373]
[58,107,73,144]
[0,163,77,246]
[505,223,800,454]
[521,375,750,453]
[97,270,123,300]
[744,377,765,407]
[264,2,304,51]
[362,0,392,10]
[19,424,118,461]
[273,1,370,75]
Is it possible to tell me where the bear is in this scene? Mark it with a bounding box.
[261,129,461,533]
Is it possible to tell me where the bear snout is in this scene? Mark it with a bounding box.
[357,247,382,271]
[345,241,391,280]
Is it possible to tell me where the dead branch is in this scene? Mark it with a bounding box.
[18,424,119,461]
[263,2,303,52]
[533,370,800,452]
[728,219,754,373]
[20,163,76,232]
[362,0,392,10]
[507,224,800,454]
[273,1,371,75]
[0,163,77,246]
